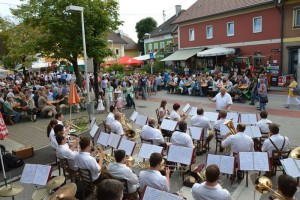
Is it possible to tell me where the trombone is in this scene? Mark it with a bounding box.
[255,176,284,200]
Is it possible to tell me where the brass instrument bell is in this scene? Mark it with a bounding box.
[254,176,284,200]
[290,146,300,160]
[223,119,237,135]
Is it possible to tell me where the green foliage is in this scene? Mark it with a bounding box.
[143,59,165,74]
[135,17,157,54]
[106,63,125,74]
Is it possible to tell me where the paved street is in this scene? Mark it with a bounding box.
[0,87,300,200]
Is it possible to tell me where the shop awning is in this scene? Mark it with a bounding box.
[197,47,235,57]
[161,48,205,61]
[134,53,156,61]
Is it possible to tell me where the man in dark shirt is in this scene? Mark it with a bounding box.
[139,75,147,100]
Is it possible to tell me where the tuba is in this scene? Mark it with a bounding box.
[120,113,136,139]
[255,176,284,200]
[223,119,237,135]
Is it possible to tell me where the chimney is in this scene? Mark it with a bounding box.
[175,5,181,16]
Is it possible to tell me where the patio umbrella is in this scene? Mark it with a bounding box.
[100,61,114,67]
[0,112,9,186]
[197,47,235,57]
[68,79,80,122]
[117,56,143,65]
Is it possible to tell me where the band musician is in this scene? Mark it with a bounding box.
[106,105,117,126]
[170,103,187,121]
[110,112,124,135]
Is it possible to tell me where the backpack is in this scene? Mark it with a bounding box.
[0,144,24,171]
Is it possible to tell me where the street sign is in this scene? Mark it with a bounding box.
[149,52,154,60]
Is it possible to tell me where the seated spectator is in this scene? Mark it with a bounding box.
[2,96,21,123]
[38,91,57,117]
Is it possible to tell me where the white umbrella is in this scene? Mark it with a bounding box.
[197,47,235,57]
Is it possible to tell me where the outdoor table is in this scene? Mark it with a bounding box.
[169,82,177,86]
[48,100,61,105]
[238,84,248,90]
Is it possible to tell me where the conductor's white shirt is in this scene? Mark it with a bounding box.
[191,115,212,138]
[255,118,272,133]
[141,125,165,145]
[212,93,233,111]
[74,152,100,182]
[56,144,78,171]
[107,163,139,194]
[221,132,254,154]
[111,120,124,135]
[139,170,169,192]
[106,112,115,125]
[262,134,290,157]
[170,110,180,121]
[171,131,194,148]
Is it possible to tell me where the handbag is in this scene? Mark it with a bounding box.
[260,95,268,103]
[292,87,300,96]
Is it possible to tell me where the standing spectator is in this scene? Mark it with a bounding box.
[249,73,259,105]
[258,78,268,111]
[105,82,114,112]
[184,66,189,76]
[285,76,300,109]
[125,81,135,109]
[139,75,147,100]
[101,76,108,96]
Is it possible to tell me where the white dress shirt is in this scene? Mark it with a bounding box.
[255,118,272,133]
[212,93,233,111]
[56,144,78,171]
[221,132,254,154]
[139,170,169,192]
[106,112,115,125]
[191,115,212,138]
[171,131,194,148]
[141,125,165,145]
[111,120,124,135]
[192,182,231,200]
[107,163,139,194]
[214,118,226,131]
[74,152,100,181]
[170,110,180,121]
[159,107,167,120]
[262,134,290,157]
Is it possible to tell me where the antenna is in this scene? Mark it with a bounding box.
[163,10,166,22]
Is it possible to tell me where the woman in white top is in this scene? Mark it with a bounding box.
[47,119,58,140]
[158,100,169,123]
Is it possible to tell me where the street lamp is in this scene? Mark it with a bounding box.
[65,5,90,103]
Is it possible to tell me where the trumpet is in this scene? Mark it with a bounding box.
[255,176,284,200]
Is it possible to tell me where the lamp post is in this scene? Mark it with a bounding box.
[66,5,90,103]
[107,39,114,60]
[144,33,154,74]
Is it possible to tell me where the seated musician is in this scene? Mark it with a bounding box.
[262,123,290,158]
[51,124,69,150]
[170,121,193,148]
[255,111,272,133]
[191,107,213,151]
[74,136,106,183]
[170,103,187,121]
[139,153,170,192]
[214,110,227,132]
[56,133,78,171]
[158,100,169,123]
[141,118,168,149]
[110,112,124,135]
[221,123,254,155]
[106,105,117,126]
[107,150,139,194]
[274,174,297,200]
[192,164,231,200]
[97,179,124,200]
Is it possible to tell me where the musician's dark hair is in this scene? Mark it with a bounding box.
[110,105,115,113]
[173,103,180,111]
[97,179,123,200]
[219,110,227,119]
[269,123,279,135]
[149,153,163,168]
[79,137,91,150]
[160,100,167,109]
[205,164,220,182]
[47,119,58,138]
[55,112,63,120]
[56,133,65,145]
[196,107,204,115]
[260,110,268,119]
[54,124,64,135]
[114,150,126,163]
[236,123,246,132]
[178,120,187,132]
[278,174,297,198]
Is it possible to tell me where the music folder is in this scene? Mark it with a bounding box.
[226,112,239,123]
[142,186,184,200]
[188,107,198,116]
[20,164,52,186]
[107,133,122,149]
[90,123,99,138]
[160,119,177,131]
[130,111,139,122]
[244,126,261,138]
[238,152,270,171]
[206,154,235,174]
[189,127,203,140]
[135,114,148,126]
[117,138,136,156]
[240,114,258,125]
[204,112,219,122]
[167,145,194,165]
[97,132,110,146]
[280,158,300,178]
[138,143,163,159]
[182,103,191,113]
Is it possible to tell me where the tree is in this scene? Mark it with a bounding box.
[11,0,121,90]
[135,17,157,55]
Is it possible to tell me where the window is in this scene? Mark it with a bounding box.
[253,16,262,33]
[206,26,213,39]
[227,22,234,36]
[294,8,300,28]
[154,43,158,50]
[148,43,152,52]
[160,42,165,49]
[189,29,195,41]
[115,48,119,55]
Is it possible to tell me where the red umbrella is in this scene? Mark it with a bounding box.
[100,61,114,67]
[0,112,8,140]
[117,56,143,65]
[68,80,81,121]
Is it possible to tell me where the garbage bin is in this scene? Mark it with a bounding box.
[271,75,278,87]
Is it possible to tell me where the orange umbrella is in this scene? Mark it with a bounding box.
[68,80,80,105]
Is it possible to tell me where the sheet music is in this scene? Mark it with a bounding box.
[189,127,203,140]
[220,156,235,174]
[20,164,36,184]
[138,143,163,159]
[204,112,219,122]
[188,107,198,116]
[90,116,96,129]
[240,114,257,124]
[117,138,136,156]
[130,111,138,122]
[254,152,269,171]
[167,145,193,165]
[206,154,221,167]
[135,114,148,126]
[160,119,177,131]
[107,133,122,149]
[182,103,190,113]
[280,158,300,178]
[33,165,52,186]
[97,132,110,146]
[90,124,99,138]
[143,187,183,200]
[226,112,239,123]
[244,126,261,138]
[239,152,254,171]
